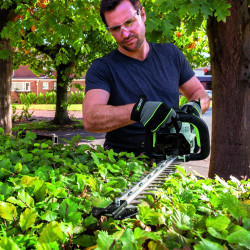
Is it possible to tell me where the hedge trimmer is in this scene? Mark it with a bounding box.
[93,108,210,220]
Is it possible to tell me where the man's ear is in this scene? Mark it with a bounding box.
[141,7,146,22]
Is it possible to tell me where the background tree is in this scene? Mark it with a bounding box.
[0,2,17,134]
[1,0,209,127]
[207,0,250,180]
[144,0,249,180]
[2,0,115,125]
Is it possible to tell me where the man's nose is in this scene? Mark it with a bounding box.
[120,26,130,37]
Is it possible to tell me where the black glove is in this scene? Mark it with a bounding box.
[131,96,177,132]
[180,99,202,117]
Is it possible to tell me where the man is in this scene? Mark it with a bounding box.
[82,0,210,155]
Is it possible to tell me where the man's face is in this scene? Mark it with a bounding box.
[104,0,146,52]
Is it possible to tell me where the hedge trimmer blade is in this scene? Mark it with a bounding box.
[92,155,177,220]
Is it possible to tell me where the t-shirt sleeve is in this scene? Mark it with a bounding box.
[173,44,195,86]
[85,59,112,94]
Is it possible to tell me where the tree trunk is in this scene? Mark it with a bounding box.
[52,65,72,125]
[0,9,13,134]
[0,39,12,134]
[207,0,250,180]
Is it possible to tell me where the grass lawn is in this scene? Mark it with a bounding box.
[15,104,82,111]
[13,104,83,131]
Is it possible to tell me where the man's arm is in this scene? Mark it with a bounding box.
[82,89,135,133]
[179,75,210,114]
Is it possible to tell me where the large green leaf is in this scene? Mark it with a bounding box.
[58,198,81,225]
[0,237,20,250]
[219,193,247,221]
[194,238,224,250]
[0,159,14,180]
[58,198,78,219]
[177,203,196,217]
[0,201,17,221]
[226,228,250,248]
[37,221,64,250]
[84,214,98,227]
[19,208,37,232]
[138,205,165,225]
[40,210,58,222]
[120,229,137,250]
[134,227,160,246]
[34,181,47,202]
[90,195,112,208]
[170,209,193,231]
[17,190,35,208]
[207,227,229,240]
[0,182,14,197]
[96,231,115,250]
[242,217,250,231]
[206,215,231,231]
[6,196,27,208]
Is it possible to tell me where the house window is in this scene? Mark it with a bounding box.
[43,82,49,90]
[12,82,30,92]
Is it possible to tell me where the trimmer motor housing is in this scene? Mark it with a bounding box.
[144,109,210,162]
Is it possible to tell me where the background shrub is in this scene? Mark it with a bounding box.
[19,91,84,104]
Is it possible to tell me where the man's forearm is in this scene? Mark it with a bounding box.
[82,103,135,133]
[179,76,210,114]
[200,95,210,114]
[187,88,210,114]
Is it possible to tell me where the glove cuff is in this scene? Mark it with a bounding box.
[131,95,147,121]
[180,99,202,117]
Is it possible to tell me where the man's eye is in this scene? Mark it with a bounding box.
[124,19,134,27]
[110,26,120,32]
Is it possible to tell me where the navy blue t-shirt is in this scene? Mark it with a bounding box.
[85,43,194,154]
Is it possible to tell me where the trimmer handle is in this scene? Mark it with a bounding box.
[176,110,210,161]
[144,109,210,161]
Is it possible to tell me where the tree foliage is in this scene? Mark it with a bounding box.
[2,0,115,76]
[1,0,117,124]
[143,0,231,68]
[1,0,231,77]
[1,0,231,91]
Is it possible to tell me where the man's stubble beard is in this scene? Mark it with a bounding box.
[120,34,144,52]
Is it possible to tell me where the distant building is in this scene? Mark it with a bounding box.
[11,65,85,103]
[11,65,211,103]
[194,67,212,90]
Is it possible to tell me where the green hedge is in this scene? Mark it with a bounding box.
[19,91,84,104]
[20,92,186,106]
[0,129,249,249]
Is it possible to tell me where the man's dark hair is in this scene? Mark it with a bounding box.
[100,0,142,27]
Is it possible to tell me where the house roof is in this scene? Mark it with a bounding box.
[13,65,85,80]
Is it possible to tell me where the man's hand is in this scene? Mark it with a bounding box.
[131,96,177,132]
[180,100,202,117]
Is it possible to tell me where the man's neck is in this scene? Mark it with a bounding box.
[118,41,150,61]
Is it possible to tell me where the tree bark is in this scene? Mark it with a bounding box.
[52,64,72,125]
[0,39,12,134]
[0,9,14,134]
[207,0,250,180]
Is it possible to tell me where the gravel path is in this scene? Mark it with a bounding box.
[16,110,106,145]
[21,110,83,121]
